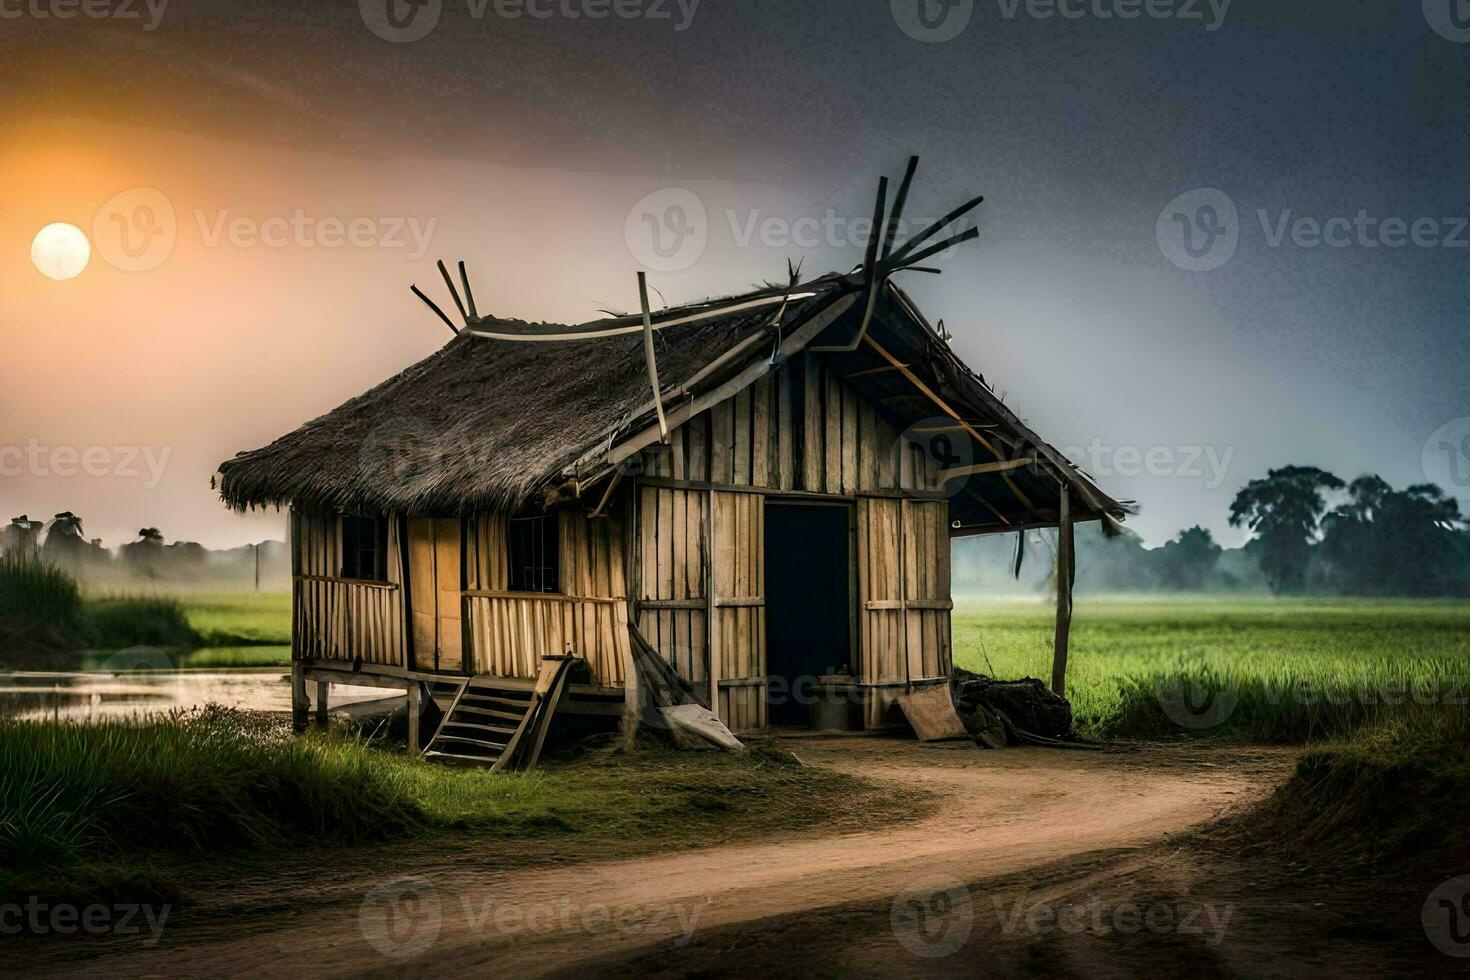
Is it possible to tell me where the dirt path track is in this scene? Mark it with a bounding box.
[31,739,1292,978]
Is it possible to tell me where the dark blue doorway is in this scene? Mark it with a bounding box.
[764,501,851,727]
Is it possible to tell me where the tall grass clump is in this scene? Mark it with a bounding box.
[0,555,83,635]
[0,707,426,901]
[83,595,201,649]
[1231,710,1470,869]
[1096,656,1470,743]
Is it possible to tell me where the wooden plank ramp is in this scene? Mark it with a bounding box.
[423,656,574,772]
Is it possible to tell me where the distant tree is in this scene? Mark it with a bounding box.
[122,526,166,575]
[2,516,43,560]
[42,512,87,562]
[1319,477,1466,595]
[1229,466,1344,594]
[1155,525,1224,591]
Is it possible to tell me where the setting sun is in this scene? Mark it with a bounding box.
[31,221,90,280]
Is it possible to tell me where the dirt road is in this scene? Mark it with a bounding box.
[26,739,1293,978]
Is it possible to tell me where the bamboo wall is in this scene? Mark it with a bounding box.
[632,350,954,732]
[290,510,406,667]
[463,510,630,686]
[291,509,629,686]
[856,498,953,728]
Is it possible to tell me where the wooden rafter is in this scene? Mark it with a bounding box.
[862,334,1037,512]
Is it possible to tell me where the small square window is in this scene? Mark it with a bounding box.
[341,516,388,581]
[508,513,559,593]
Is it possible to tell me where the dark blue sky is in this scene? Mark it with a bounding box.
[3,0,1467,546]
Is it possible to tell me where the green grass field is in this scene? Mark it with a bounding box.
[953,597,1470,742]
[179,592,291,647]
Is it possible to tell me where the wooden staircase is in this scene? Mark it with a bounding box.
[423,656,574,772]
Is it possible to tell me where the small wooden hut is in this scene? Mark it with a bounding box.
[218,164,1127,761]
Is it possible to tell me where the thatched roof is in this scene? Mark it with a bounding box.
[218,273,1130,532]
[218,285,840,516]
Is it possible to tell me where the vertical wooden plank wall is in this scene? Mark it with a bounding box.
[558,509,630,686]
[636,487,709,688]
[710,491,766,731]
[639,353,941,494]
[856,497,904,729]
[856,498,954,728]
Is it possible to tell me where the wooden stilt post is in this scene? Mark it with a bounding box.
[1052,484,1074,698]
[315,680,329,728]
[407,681,421,756]
[291,662,309,734]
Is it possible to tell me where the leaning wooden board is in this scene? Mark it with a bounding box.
[896,684,969,742]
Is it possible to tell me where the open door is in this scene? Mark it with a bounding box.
[408,518,465,673]
[764,501,851,727]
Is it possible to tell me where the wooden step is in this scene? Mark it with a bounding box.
[442,720,518,736]
[434,733,506,752]
[453,704,524,722]
[424,749,503,766]
[461,693,532,710]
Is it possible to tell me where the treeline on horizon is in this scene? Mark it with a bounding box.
[0,512,289,589]
[6,465,1468,599]
[957,466,1470,598]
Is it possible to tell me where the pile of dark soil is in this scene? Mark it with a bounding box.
[951,668,1075,747]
